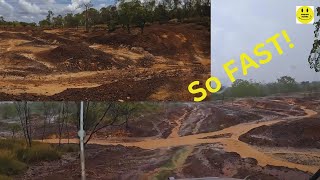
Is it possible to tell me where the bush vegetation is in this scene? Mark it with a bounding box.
[212,76,320,100]
[0,139,62,177]
[0,0,210,33]
[0,175,12,180]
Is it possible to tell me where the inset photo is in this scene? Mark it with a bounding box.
[0,0,210,101]
[0,100,319,179]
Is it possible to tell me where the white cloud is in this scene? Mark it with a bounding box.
[212,0,320,84]
[65,0,92,11]
[0,0,114,22]
[18,0,42,14]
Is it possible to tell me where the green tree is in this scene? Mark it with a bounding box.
[118,0,137,33]
[230,79,261,97]
[277,76,299,93]
[133,4,148,33]
[0,104,17,119]
[309,7,320,72]
[143,0,156,23]
[46,10,54,26]
[0,16,5,26]
[39,20,50,27]
[8,124,21,139]
[53,15,64,28]
[154,4,169,24]
[100,6,118,32]
[301,81,313,92]
[78,102,117,145]
[87,8,101,26]
[14,102,32,147]
[265,82,280,94]
[64,13,83,28]
[80,1,93,31]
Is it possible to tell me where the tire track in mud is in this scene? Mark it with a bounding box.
[43,105,319,173]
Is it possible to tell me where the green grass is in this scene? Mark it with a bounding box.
[162,148,188,169]
[57,144,79,153]
[0,174,12,180]
[16,143,61,163]
[0,150,27,176]
[162,160,175,169]
[154,170,173,180]
[153,148,190,179]
[0,139,63,177]
[0,139,25,151]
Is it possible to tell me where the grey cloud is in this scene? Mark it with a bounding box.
[0,0,14,16]
[18,0,43,14]
[0,0,115,22]
[212,0,320,86]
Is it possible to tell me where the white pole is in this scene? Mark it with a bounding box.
[79,101,86,180]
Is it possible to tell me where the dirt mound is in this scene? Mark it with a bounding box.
[274,153,320,166]
[291,97,320,111]
[90,32,187,56]
[28,144,178,180]
[179,105,263,136]
[88,23,210,60]
[0,72,204,101]
[252,100,306,116]
[182,145,312,180]
[0,92,48,101]
[31,31,75,44]
[0,32,34,41]
[50,72,198,101]
[127,106,189,138]
[0,52,51,76]
[51,74,169,101]
[239,117,320,148]
[37,44,122,72]
[18,39,49,46]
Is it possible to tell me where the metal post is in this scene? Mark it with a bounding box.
[79,101,86,180]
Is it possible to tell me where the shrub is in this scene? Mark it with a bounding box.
[155,170,173,180]
[0,174,12,180]
[0,139,25,151]
[0,151,27,176]
[57,144,79,153]
[16,143,61,163]
[0,139,63,178]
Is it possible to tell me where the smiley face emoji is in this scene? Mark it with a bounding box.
[296,6,314,24]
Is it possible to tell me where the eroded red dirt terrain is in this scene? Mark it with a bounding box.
[0,23,210,101]
[21,94,320,180]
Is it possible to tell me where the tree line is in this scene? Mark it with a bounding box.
[0,0,210,33]
[213,76,320,99]
[0,16,36,27]
[0,102,163,147]
[309,7,320,72]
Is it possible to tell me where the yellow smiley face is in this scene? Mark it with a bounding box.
[296,6,314,24]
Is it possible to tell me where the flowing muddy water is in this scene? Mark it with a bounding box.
[168,109,188,138]
[43,106,319,173]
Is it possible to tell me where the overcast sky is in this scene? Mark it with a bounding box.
[0,0,114,22]
[211,0,320,86]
